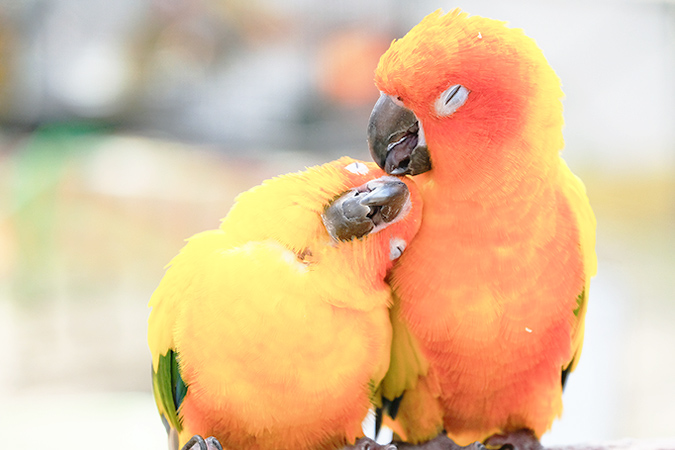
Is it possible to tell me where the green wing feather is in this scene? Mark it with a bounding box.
[559,160,597,379]
[152,349,187,433]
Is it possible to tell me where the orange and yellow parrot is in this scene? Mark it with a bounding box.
[147,157,422,450]
[366,10,597,449]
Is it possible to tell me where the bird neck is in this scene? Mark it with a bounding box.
[311,239,393,311]
[415,129,565,245]
[423,115,563,205]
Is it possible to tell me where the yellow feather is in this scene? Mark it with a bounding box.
[558,159,598,371]
[147,157,423,449]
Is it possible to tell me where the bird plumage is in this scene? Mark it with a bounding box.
[368,9,597,445]
[148,157,422,450]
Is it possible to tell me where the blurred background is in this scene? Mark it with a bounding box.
[0,0,673,448]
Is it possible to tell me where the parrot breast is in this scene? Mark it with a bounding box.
[390,174,586,443]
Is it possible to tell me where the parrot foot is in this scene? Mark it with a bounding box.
[180,435,223,450]
[395,434,485,450]
[344,437,397,450]
[483,429,543,450]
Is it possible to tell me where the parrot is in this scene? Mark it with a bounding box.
[366,9,597,450]
[147,157,423,450]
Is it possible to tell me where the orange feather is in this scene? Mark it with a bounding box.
[374,9,596,445]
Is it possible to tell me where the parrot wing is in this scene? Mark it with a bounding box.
[375,295,431,438]
[148,230,232,437]
[559,159,597,382]
[380,296,429,411]
[152,349,187,434]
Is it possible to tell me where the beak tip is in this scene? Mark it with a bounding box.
[388,167,408,176]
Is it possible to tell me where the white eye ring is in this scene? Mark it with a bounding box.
[390,95,405,108]
[434,84,469,117]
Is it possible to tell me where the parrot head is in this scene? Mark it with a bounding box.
[368,9,564,183]
[224,157,421,279]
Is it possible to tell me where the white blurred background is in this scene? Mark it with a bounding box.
[0,0,673,448]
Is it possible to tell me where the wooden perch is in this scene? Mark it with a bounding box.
[183,435,675,450]
[392,435,675,450]
[382,434,675,450]
[548,439,675,450]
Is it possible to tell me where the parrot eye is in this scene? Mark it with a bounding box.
[434,84,469,117]
[391,95,405,108]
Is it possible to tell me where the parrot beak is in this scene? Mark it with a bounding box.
[367,93,432,176]
[322,177,410,242]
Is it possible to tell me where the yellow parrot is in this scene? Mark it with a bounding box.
[366,10,597,450]
[147,157,422,450]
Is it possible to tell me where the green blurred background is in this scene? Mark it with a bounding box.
[0,0,673,448]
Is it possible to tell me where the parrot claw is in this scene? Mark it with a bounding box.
[344,437,398,450]
[466,443,487,450]
[395,433,484,450]
[483,429,543,450]
[180,435,223,450]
